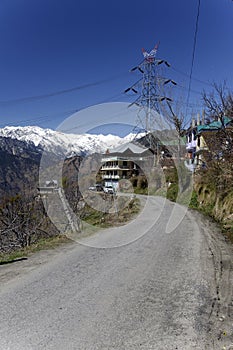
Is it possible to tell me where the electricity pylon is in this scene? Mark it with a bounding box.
[125,43,176,148]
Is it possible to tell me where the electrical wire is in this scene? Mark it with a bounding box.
[0,115,51,128]
[0,51,210,129]
[0,73,126,106]
[186,0,201,115]
[0,91,126,129]
[59,104,135,134]
[171,66,212,87]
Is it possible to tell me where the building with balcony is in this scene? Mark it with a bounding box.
[100,142,153,189]
[185,116,233,171]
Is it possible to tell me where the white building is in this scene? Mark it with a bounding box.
[100,142,153,189]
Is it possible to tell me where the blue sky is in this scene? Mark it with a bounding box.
[0,0,232,132]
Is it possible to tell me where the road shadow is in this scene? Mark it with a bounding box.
[0,257,28,266]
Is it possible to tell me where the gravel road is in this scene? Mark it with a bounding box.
[0,196,233,350]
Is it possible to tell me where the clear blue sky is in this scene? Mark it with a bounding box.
[0,0,232,131]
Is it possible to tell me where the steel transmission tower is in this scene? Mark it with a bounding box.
[125,43,176,145]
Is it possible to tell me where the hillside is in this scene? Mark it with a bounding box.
[0,127,143,252]
[0,136,41,197]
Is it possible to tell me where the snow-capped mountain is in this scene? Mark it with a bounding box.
[0,126,143,157]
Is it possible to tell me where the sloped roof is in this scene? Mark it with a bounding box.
[102,141,153,159]
[110,141,148,154]
[197,117,232,133]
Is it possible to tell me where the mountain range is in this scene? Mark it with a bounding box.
[0,125,141,158]
[0,125,145,198]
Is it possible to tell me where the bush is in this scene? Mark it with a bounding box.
[130,177,138,188]
[189,190,199,209]
[166,183,178,202]
[137,176,148,190]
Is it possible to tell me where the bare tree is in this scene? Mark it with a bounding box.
[202,81,233,154]
[0,194,48,251]
[160,99,186,161]
[202,81,233,124]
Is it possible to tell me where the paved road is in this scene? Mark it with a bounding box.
[0,197,233,350]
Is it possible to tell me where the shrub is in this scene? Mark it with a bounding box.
[189,190,199,209]
[166,183,178,202]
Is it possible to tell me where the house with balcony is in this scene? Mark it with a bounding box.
[100,141,153,190]
[185,116,233,171]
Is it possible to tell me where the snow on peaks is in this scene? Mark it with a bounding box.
[0,126,55,147]
[0,125,139,156]
[123,132,146,142]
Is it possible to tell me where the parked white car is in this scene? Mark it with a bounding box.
[103,186,115,194]
[88,184,104,192]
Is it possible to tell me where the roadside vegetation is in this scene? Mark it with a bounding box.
[191,170,233,243]
[0,193,60,252]
[195,82,233,242]
[0,235,71,265]
[129,175,148,195]
[81,194,141,228]
[157,82,233,243]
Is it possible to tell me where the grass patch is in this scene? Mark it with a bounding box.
[199,203,215,217]
[153,188,167,197]
[134,187,148,195]
[188,190,199,209]
[223,225,233,244]
[0,235,71,264]
[81,196,141,228]
[166,183,178,202]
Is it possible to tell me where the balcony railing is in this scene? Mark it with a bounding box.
[102,175,120,179]
[101,165,131,171]
[101,165,120,170]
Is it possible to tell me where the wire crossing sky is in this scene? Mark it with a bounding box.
[0,0,232,130]
[186,0,201,115]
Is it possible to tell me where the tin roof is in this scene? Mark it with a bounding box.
[110,141,148,154]
[197,117,232,133]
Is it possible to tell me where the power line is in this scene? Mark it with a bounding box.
[0,61,210,111]
[171,66,212,87]
[186,0,201,114]
[59,104,134,134]
[0,115,51,128]
[175,83,202,96]
[0,73,126,106]
[0,92,126,128]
